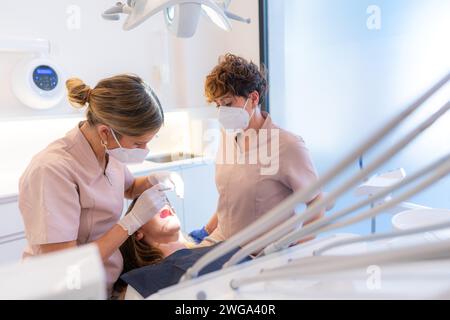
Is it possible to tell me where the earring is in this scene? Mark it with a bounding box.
[100,139,108,155]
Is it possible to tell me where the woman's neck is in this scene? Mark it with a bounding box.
[240,109,266,152]
[151,233,190,258]
[246,108,266,133]
[79,122,107,168]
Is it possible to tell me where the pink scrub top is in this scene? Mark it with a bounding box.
[18,122,135,295]
[210,112,320,243]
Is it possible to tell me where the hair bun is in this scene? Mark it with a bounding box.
[66,78,92,109]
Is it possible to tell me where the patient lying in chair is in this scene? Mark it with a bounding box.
[114,199,250,299]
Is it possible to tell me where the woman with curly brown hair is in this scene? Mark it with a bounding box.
[189,53,325,245]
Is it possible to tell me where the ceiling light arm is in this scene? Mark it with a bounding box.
[224,9,251,24]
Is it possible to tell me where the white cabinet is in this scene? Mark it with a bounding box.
[0,238,27,265]
[0,200,26,265]
[0,201,23,236]
[165,186,185,232]
[181,163,218,233]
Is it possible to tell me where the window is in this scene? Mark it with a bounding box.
[263,0,450,234]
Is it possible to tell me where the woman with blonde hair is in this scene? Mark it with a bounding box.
[19,74,183,297]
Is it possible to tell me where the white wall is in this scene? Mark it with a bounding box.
[0,0,259,196]
[0,0,164,118]
[0,0,259,119]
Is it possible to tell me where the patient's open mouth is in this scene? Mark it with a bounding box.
[160,209,173,219]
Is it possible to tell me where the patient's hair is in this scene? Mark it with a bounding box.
[114,199,165,295]
[119,199,165,274]
[66,74,164,137]
[205,53,268,104]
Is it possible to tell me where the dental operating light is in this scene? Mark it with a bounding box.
[102,0,251,38]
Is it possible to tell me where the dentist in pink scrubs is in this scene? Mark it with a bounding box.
[19,75,183,297]
[189,54,324,245]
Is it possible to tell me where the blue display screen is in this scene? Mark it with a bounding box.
[36,67,54,75]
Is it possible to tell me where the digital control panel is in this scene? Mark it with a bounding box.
[32,65,58,91]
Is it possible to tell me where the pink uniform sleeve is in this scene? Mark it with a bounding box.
[279,136,321,203]
[18,163,81,245]
[123,165,135,193]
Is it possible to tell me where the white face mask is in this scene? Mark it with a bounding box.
[106,129,150,164]
[218,98,255,132]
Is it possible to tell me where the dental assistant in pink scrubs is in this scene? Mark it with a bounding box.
[18,75,183,296]
[189,54,325,245]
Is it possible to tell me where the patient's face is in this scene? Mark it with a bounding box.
[138,205,181,240]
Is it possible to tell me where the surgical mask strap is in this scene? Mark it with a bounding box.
[244,98,256,121]
[110,128,123,149]
[242,98,250,111]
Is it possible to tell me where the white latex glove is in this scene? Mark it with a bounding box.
[118,184,168,235]
[147,171,184,199]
